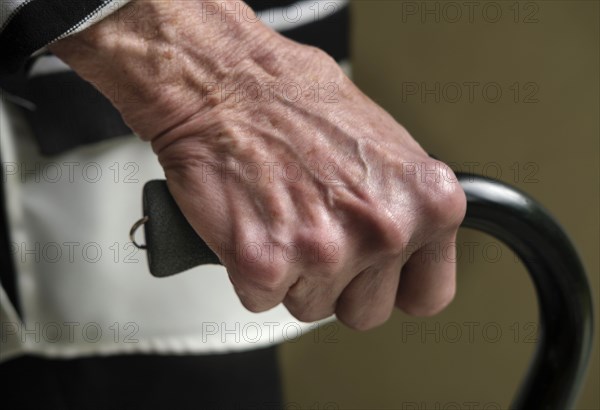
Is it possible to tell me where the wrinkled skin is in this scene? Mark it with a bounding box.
[51,0,466,330]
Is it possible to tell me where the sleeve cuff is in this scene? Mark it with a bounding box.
[0,0,132,74]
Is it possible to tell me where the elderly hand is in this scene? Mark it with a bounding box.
[50,0,466,330]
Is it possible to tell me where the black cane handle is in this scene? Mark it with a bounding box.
[131,174,593,409]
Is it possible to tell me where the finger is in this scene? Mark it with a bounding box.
[225,245,299,314]
[282,237,359,323]
[335,257,403,331]
[282,264,352,323]
[395,232,458,317]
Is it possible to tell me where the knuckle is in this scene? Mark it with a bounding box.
[294,227,343,272]
[380,222,412,256]
[416,161,466,228]
[236,255,287,294]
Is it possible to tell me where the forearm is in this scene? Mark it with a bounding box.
[49,0,282,142]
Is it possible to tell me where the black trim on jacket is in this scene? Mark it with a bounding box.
[0,0,110,74]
